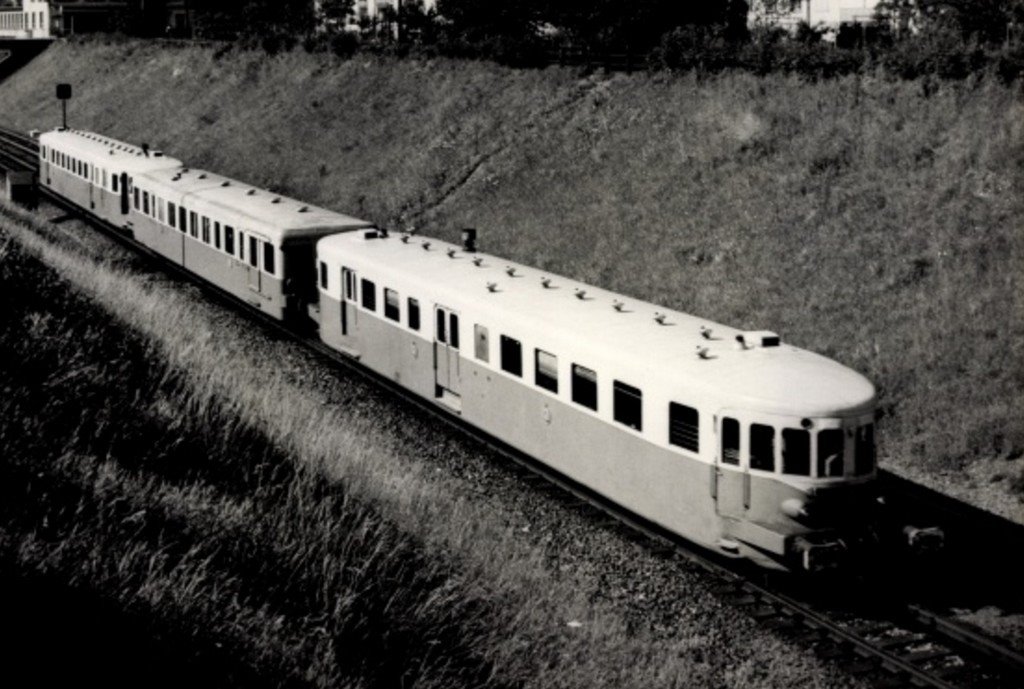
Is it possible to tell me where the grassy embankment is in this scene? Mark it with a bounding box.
[1,39,1019,519]
[0,203,865,688]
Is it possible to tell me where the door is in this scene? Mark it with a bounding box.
[434,305,461,395]
[246,234,261,293]
[715,414,748,519]
[341,267,357,335]
[88,167,95,210]
[119,173,129,215]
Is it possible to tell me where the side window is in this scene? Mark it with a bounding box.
[214,222,221,250]
[571,364,598,411]
[360,278,376,311]
[782,429,810,476]
[201,217,210,243]
[855,424,875,476]
[668,403,699,453]
[134,187,140,210]
[248,236,258,268]
[342,268,356,302]
[112,174,119,193]
[535,349,558,393]
[189,212,198,238]
[449,313,459,349]
[179,207,187,233]
[384,288,400,321]
[818,429,844,477]
[408,298,420,330]
[500,335,522,377]
[143,191,150,216]
[613,381,642,431]
[168,202,176,228]
[722,417,740,466]
[750,424,775,472]
[239,231,245,259]
[474,324,488,361]
[224,225,235,253]
[435,308,446,343]
[263,242,275,275]
[318,261,328,289]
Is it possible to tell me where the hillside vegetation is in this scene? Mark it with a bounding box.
[0,39,1021,520]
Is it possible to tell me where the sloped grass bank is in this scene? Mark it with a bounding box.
[0,40,1019,520]
[0,205,863,688]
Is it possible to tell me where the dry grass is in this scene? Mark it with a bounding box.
[0,40,1018,519]
[0,203,864,687]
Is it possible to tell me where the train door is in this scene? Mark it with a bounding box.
[714,414,748,519]
[88,165,95,210]
[246,234,262,294]
[341,267,358,335]
[119,173,130,215]
[434,305,461,399]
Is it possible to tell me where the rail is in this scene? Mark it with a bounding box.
[1,126,1022,689]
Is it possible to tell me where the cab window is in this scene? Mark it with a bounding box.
[571,364,597,411]
[818,429,844,477]
[721,417,740,466]
[613,381,642,431]
[855,425,875,475]
[782,429,810,476]
[750,424,775,471]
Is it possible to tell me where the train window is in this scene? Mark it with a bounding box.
[854,425,875,475]
[360,278,376,311]
[668,403,699,453]
[168,202,176,228]
[201,217,210,244]
[239,232,245,260]
[263,242,275,276]
[474,324,488,361]
[214,222,221,249]
[817,429,844,477]
[189,212,198,238]
[157,199,164,223]
[384,288,400,321]
[134,188,140,210]
[535,349,558,393]
[436,309,446,343]
[782,429,810,476]
[224,225,235,253]
[750,424,775,471]
[179,207,187,233]
[248,237,258,268]
[85,164,90,180]
[449,313,459,349]
[500,335,522,377]
[571,364,598,411]
[318,261,328,289]
[408,298,420,331]
[103,170,108,189]
[613,381,643,431]
[722,418,740,466]
[112,174,119,193]
[143,192,149,215]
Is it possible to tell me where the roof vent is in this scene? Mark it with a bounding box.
[541,277,552,289]
[221,181,230,187]
[446,249,457,259]
[696,346,711,360]
[363,230,379,240]
[506,266,517,277]
[271,197,281,204]
[700,326,714,340]
[153,151,164,157]
[141,143,150,158]
[198,173,207,179]
[422,241,431,250]
[298,206,309,213]
[472,257,483,267]
[247,189,256,196]
[400,234,411,244]
[486,282,498,293]
[574,289,587,300]
[462,228,477,253]
[736,331,781,350]
[654,313,668,325]
[613,300,625,312]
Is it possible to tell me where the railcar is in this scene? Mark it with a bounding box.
[34,127,941,571]
[39,129,374,320]
[315,229,885,570]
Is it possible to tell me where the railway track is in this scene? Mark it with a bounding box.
[2,126,1022,689]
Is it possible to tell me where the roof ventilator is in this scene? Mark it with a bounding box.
[574,288,587,300]
[400,234,411,244]
[506,266,517,277]
[461,228,477,253]
[422,241,432,250]
[696,346,711,360]
[654,313,668,325]
[472,257,483,267]
[613,300,625,312]
[298,206,309,213]
[541,277,552,289]
[700,326,714,339]
[736,331,781,350]
[486,282,498,293]
[221,181,230,187]
[198,173,207,179]
[271,197,281,204]
[363,230,379,240]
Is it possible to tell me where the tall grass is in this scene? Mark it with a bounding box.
[0,205,863,687]
[0,40,1019,518]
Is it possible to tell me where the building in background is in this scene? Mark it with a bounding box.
[51,1,127,34]
[0,0,52,39]
[351,0,436,23]
[749,0,880,31]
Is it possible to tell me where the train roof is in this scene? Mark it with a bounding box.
[40,129,184,174]
[138,166,374,243]
[319,231,876,417]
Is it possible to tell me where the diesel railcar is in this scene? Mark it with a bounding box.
[36,128,930,571]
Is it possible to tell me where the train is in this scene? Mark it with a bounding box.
[35,127,942,572]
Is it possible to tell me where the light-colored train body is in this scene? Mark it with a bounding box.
[38,128,884,571]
